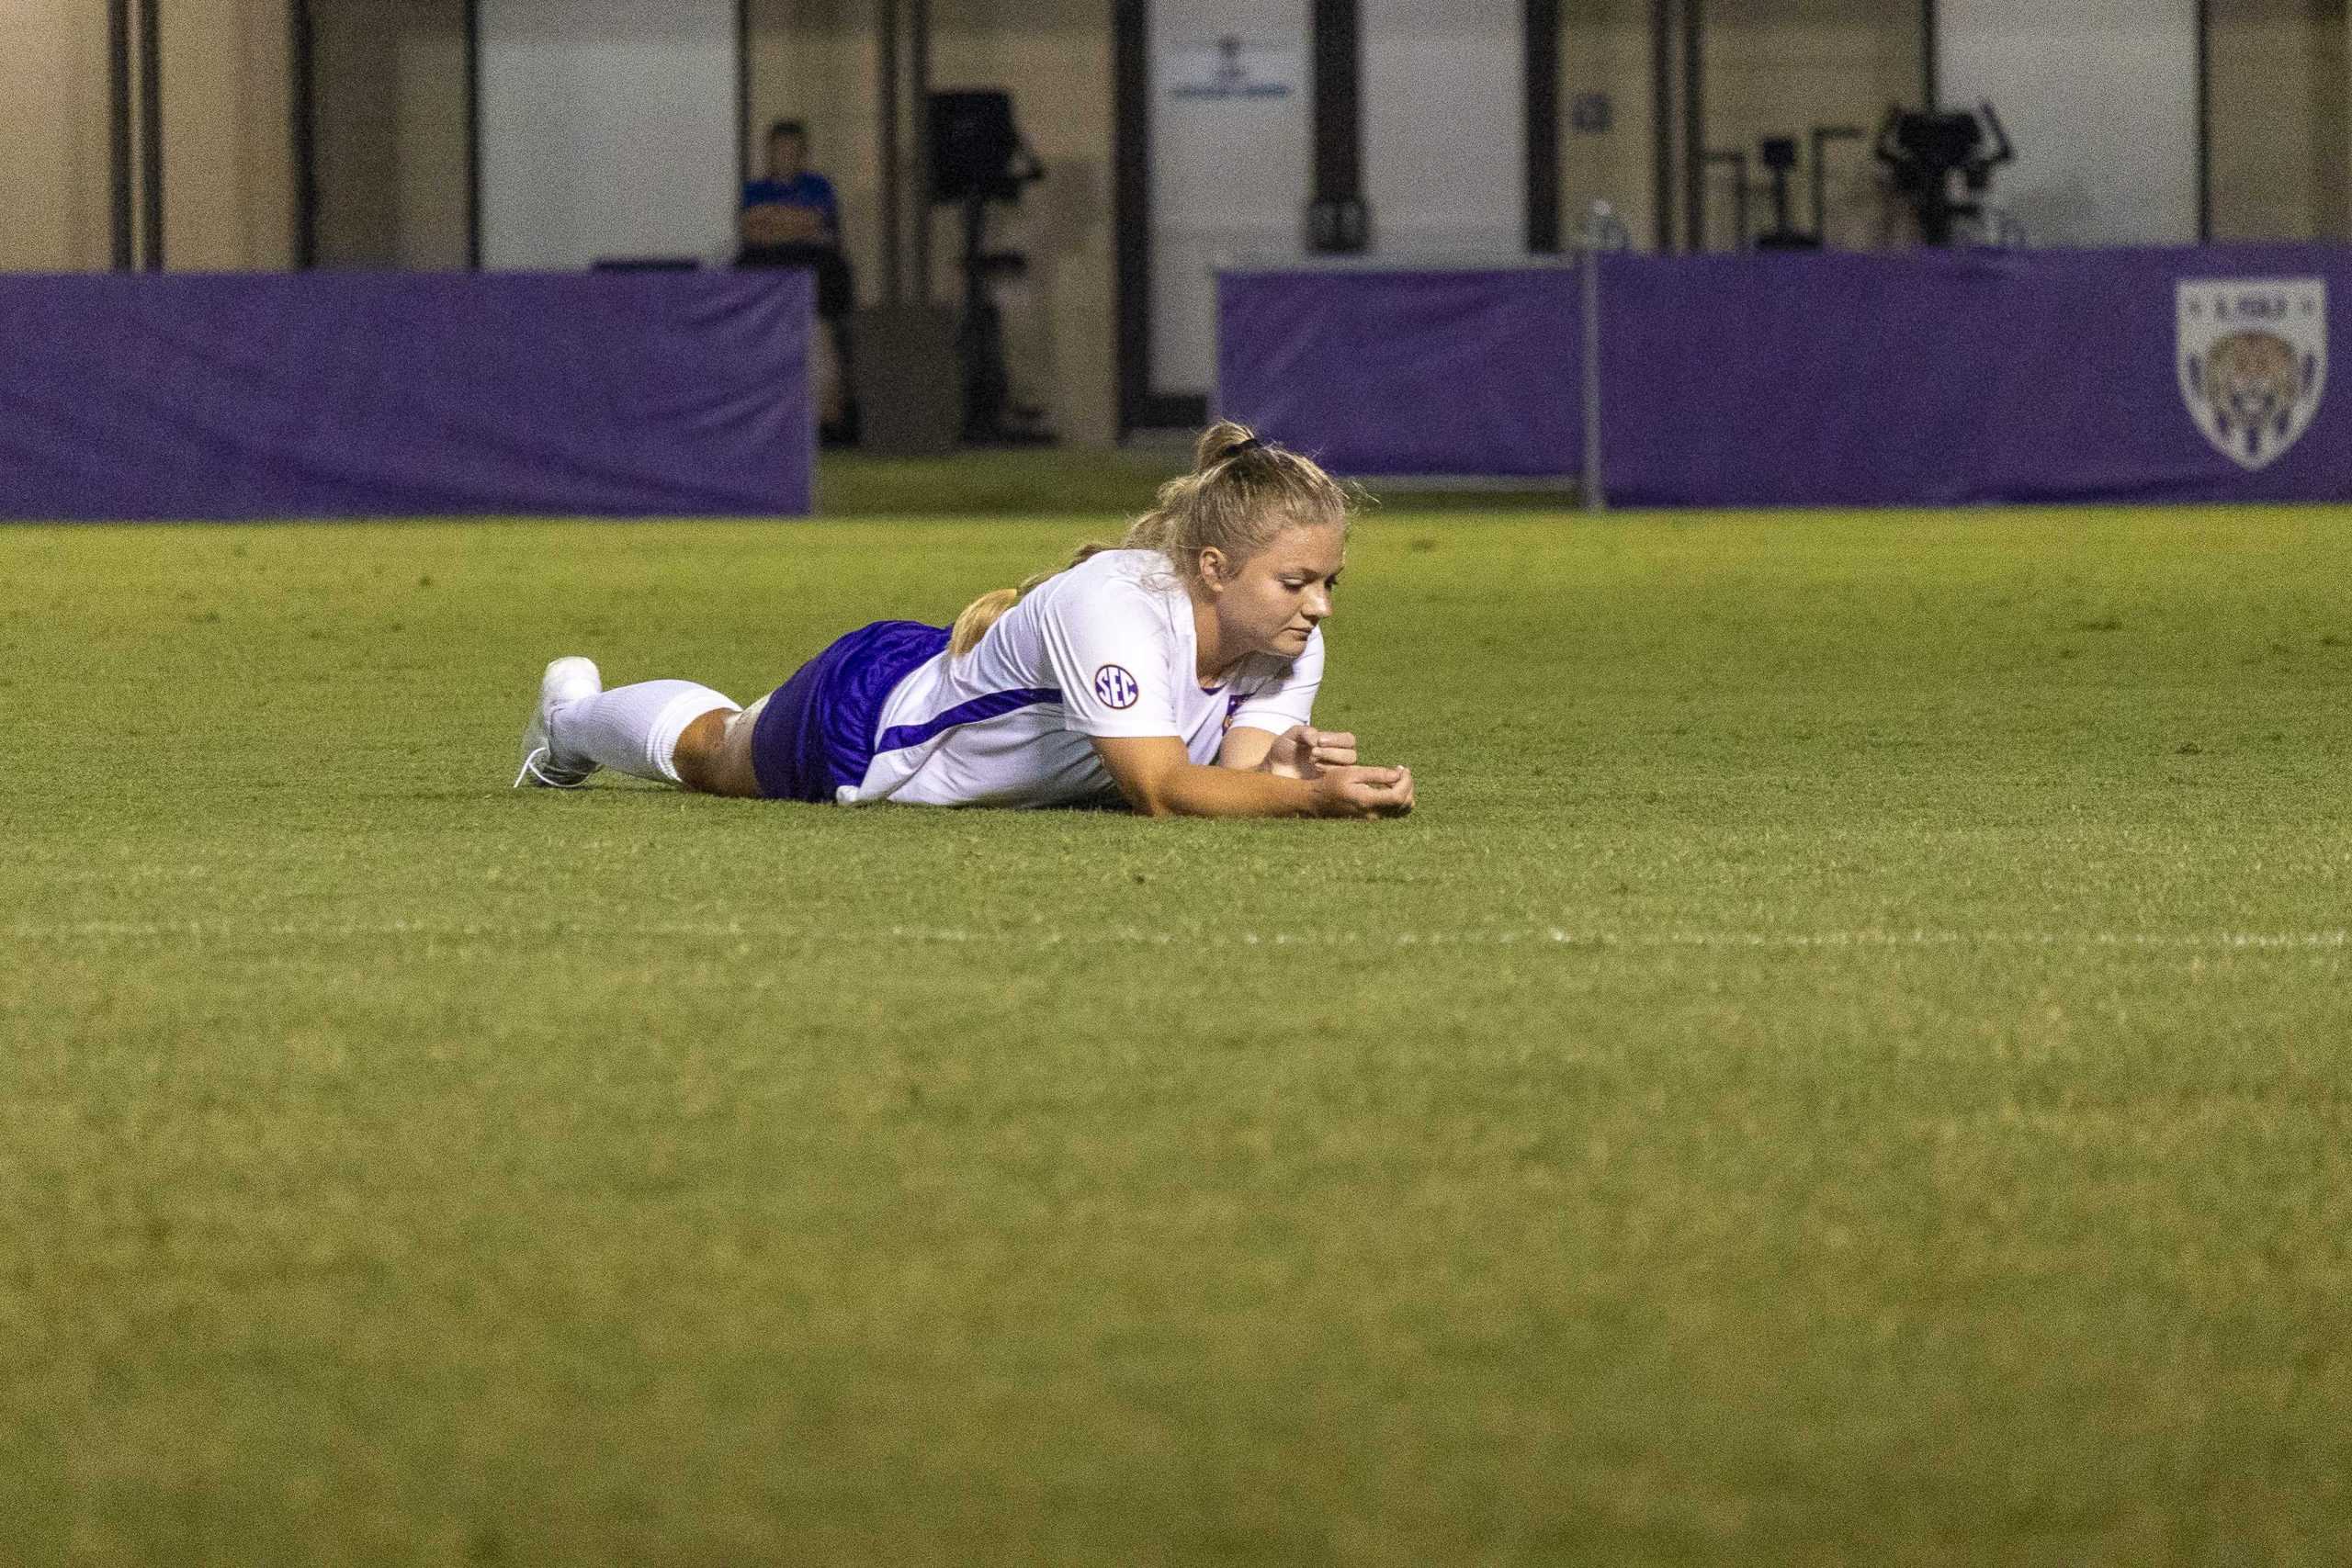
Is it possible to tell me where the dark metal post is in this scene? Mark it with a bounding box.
[910,0,932,302]
[1680,0,1702,254]
[1524,0,1560,253]
[1650,0,1674,251]
[1579,204,1627,511]
[109,0,134,268]
[1113,0,1148,434]
[1309,0,1365,251]
[2196,0,2211,241]
[137,0,164,270]
[1921,0,1938,109]
[1111,0,1211,432]
[735,0,751,197]
[878,0,901,303]
[464,0,482,268]
[291,0,318,268]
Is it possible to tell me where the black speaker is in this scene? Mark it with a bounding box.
[929,90,1030,204]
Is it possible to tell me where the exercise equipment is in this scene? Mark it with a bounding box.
[1873,102,2015,246]
[929,89,1051,443]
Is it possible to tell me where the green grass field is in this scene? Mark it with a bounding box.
[6,473,2350,1564]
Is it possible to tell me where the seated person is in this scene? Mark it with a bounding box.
[740,118,855,436]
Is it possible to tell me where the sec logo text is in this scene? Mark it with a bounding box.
[1092,664,1139,709]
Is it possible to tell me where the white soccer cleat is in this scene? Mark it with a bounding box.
[514,656,603,788]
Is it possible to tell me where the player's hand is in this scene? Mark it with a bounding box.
[1311,764,1413,819]
[1262,725,1359,780]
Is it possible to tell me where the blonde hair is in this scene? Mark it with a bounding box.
[947,421,1355,658]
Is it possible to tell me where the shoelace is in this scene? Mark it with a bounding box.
[513,745,587,789]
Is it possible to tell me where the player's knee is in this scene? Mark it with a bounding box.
[672,708,732,794]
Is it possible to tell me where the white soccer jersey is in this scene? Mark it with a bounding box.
[846,548,1324,807]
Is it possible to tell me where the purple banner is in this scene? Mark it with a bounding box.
[1216,267,1580,477]
[0,270,813,522]
[1602,245,2352,508]
[1219,246,2352,507]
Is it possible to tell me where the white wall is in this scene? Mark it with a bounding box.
[480,0,739,269]
[1148,0,1312,398]
[1363,0,1523,259]
[0,0,111,270]
[1937,0,2199,246]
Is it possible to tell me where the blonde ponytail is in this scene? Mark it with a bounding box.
[1192,418,1258,472]
[1125,419,1355,592]
[945,422,1354,657]
[947,543,1114,658]
[948,587,1022,658]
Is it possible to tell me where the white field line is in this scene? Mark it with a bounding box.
[3,920,2346,953]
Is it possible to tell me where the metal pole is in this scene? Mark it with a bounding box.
[878,0,901,304]
[1650,0,1673,252]
[1680,0,1702,254]
[291,0,318,268]
[1921,0,1938,110]
[735,0,750,196]
[910,0,931,303]
[464,0,481,268]
[1582,236,1603,512]
[1580,202,1626,514]
[1308,0,1365,250]
[2195,0,2211,242]
[137,0,164,270]
[1523,0,1560,254]
[109,0,133,269]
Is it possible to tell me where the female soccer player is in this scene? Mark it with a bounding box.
[514,423,1414,819]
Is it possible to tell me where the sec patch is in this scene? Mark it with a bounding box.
[1092,664,1139,709]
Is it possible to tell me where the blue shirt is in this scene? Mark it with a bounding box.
[742,174,838,238]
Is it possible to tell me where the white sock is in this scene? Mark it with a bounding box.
[549,681,738,784]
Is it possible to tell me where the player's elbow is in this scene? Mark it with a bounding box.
[1121,778,1184,818]
[1093,737,1197,818]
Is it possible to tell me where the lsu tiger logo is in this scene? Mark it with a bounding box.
[2178,279,2326,470]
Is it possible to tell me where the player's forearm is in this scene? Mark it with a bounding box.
[1136,761,1317,818]
[1214,728,1279,773]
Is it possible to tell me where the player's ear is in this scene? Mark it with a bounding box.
[1198,547,1227,592]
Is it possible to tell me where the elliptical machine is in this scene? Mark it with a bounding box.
[929,90,1050,444]
[1873,101,2016,245]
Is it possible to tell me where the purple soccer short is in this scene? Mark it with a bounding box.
[749,620,951,802]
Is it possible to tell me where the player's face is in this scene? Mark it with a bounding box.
[1210,520,1345,659]
[768,132,807,181]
